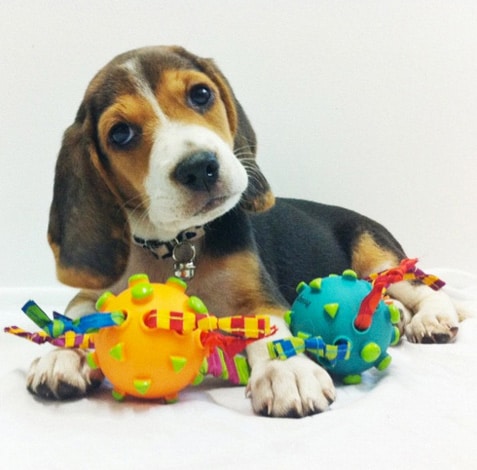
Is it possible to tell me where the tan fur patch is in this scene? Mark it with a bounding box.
[55,265,113,290]
[157,69,235,145]
[245,190,276,213]
[97,94,159,206]
[193,251,286,318]
[351,232,400,278]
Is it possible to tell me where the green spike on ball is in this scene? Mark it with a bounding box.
[377,355,392,371]
[112,390,125,401]
[296,281,307,293]
[360,342,381,363]
[323,303,339,319]
[128,273,150,284]
[167,276,188,290]
[390,326,401,346]
[170,356,188,373]
[96,291,113,310]
[109,342,125,361]
[343,374,362,385]
[133,379,152,395]
[309,278,323,291]
[388,303,401,325]
[342,269,358,280]
[188,296,208,314]
[131,282,154,302]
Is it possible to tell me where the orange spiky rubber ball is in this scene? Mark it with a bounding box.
[87,274,208,402]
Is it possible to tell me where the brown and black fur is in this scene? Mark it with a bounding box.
[28,46,459,417]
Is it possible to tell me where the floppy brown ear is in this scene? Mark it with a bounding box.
[171,47,275,213]
[232,99,275,213]
[48,106,130,289]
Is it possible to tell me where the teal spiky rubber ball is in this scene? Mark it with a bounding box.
[287,270,401,384]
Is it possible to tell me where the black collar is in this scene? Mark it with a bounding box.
[132,226,205,260]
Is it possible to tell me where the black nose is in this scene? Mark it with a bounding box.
[174,152,220,191]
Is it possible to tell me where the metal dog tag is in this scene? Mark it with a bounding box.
[173,261,196,280]
[172,241,196,280]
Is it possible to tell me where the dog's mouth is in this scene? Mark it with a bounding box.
[195,195,229,215]
[142,190,244,243]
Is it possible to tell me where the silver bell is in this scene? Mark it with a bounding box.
[172,241,197,280]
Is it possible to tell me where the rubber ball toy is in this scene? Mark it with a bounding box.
[6,275,275,403]
[270,269,401,384]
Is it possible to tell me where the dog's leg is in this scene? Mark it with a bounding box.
[27,290,104,400]
[350,231,460,344]
[388,282,459,343]
[246,315,336,418]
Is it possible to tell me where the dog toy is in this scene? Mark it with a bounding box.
[268,259,445,384]
[5,275,276,402]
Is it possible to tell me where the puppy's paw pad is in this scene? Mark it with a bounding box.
[419,327,459,344]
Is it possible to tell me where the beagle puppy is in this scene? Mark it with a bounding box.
[28,46,460,417]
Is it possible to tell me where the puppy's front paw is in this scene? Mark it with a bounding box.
[405,310,459,344]
[246,356,335,418]
[27,349,103,400]
[389,283,459,344]
[404,292,459,344]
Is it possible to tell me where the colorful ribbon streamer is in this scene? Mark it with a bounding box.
[268,335,351,364]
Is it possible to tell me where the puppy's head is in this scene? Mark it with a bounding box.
[48,46,274,288]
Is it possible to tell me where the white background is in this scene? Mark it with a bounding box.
[1,0,476,288]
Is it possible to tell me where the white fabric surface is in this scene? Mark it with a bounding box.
[1,269,477,470]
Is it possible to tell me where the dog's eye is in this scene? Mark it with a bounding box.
[188,84,214,110]
[109,123,136,147]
